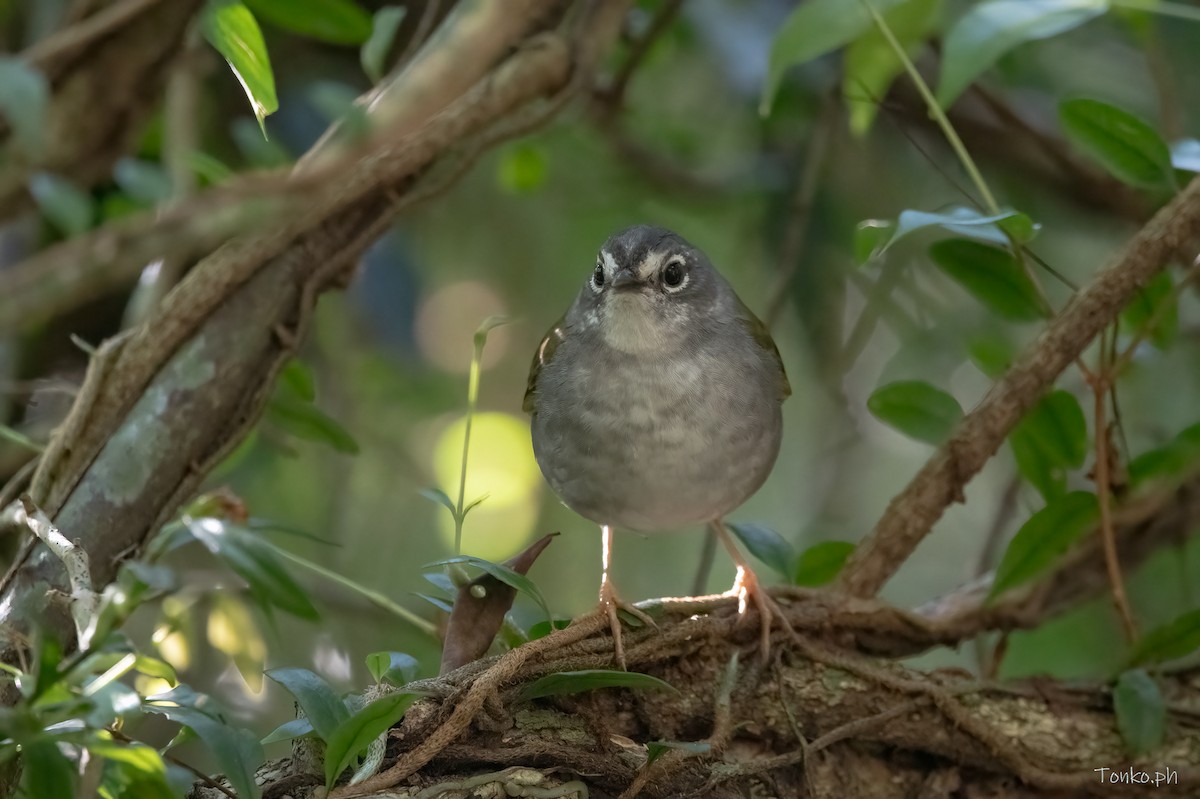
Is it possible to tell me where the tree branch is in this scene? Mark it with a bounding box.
[838,174,1200,598]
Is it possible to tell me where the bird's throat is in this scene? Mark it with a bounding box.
[600,294,677,354]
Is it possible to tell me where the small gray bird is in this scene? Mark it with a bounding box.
[524,225,791,665]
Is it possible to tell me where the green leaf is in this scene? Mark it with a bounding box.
[28,172,95,236]
[527,618,572,640]
[966,333,1015,378]
[1120,271,1177,350]
[1172,138,1200,172]
[113,158,173,205]
[1008,390,1088,501]
[90,738,176,799]
[425,555,552,621]
[725,522,795,578]
[1113,669,1166,755]
[645,740,711,766]
[844,0,943,135]
[521,670,677,700]
[1129,422,1200,487]
[864,207,1037,259]
[761,0,906,115]
[419,487,456,515]
[143,685,263,799]
[264,668,350,741]
[268,395,360,454]
[1059,98,1175,189]
[854,220,894,265]
[133,655,178,686]
[937,0,1106,108]
[261,716,314,744]
[498,144,548,194]
[22,740,75,798]
[0,56,49,157]
[361,6,407,83]
[365,651,418,685]
[1129,609,1200,666]
[929,239,1046,321]
[186,518,319,620]
[793,541,855,586]
[277,359,316,401]
[202,0,279,132]
[867,380,963,445]
[246,0,372,45]
[186,150,235,185]
[989,491,1099,599]
[324,691,425,789]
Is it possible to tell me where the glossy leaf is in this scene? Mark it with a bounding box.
[0,56,49,156]
[324,691,425,788]
[1008,390,1088,500]
[425,555,552,620]
[793,541,855,586]
[202,0,279,131]
[268,395,360,454]
[246,0,372,45]
[726,522,795,578]
[862,207,1038,260]
[1113,669,1165,755]
[264,668,349,741]
[867,380,963,445]
[261,716,314,744]
[1060,98,1174,189]
[1129,609,1200,665]
[361,6,407,82]
[365,651,418,685]
[761,0,906,114]
[521,670,677,700]
[645,740,711,766]
[29,173,95,236]
[1120,271,1177,350]
[845,0,942,135]
[186,518,319,620]
[989,491,1098,599]
[929,239,1046,321]
[938,0,1106,107]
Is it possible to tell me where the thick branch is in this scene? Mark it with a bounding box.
[839,175,1200,598]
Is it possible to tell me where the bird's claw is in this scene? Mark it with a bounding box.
[724,564,794,662]
[599,581,656,670]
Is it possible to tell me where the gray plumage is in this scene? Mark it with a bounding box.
[525,225,789,532]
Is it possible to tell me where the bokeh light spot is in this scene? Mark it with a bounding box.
[416,281,509,373]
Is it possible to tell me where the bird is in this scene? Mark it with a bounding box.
[523,224,791,666]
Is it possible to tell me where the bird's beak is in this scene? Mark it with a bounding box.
[609,268,641,291]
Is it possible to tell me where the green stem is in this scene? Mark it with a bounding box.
[0,424,44,453]
[274,547,439,637]
[454,336,485,556]
[859,0,1000,214]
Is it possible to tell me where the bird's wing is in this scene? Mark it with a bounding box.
[523,316,568,414]
[736,300,791,401]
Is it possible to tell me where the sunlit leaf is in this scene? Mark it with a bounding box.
[989,491,1098,598]
[761,0,906,115]
[861,207,1038,260]
[726,522,795,578]
[202,0,279,132]
[29,173,95,236]
[793,541,855,586]
[929,239,1046,321]
[186,518,319,620]
[645,740,711,766]
[1113,669,1165,755]
[324,691,425,789]
[0,56,49,157]
[867,380,963,445]
[1060,98,1175,189]
[521,670,677,700]
[424,555,552,620]
[937,0,1107,108]
[365,651,418,686]
[264,668,349,741]
[1008,390,1088,501]
[1129,609,1200,666]
[1120,271,1177,350]
[246,0,372,45]
[268,395,360,454]
[361,6,407,82]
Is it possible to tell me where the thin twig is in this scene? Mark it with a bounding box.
[1090,379,1137,641]
[23,0,160,67]
[600,0,684,109]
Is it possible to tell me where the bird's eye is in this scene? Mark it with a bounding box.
[592,262,605,289]
[662,258,686,290]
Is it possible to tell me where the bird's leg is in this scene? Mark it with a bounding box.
[711,518,796,661]
[598,524,656,669]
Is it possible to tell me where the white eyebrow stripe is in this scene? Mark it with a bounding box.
[601,249,619,276]
[635,251,666,280]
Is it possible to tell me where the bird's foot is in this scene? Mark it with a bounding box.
[724,563,795,662]
[598,579,656,670]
